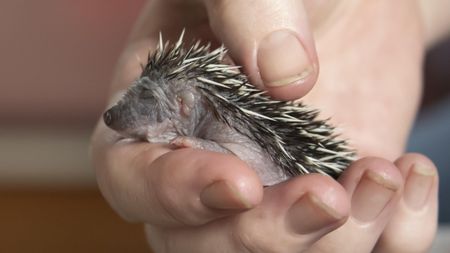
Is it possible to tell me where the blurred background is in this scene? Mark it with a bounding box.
[0,1,150,252]
[0,0,448,252]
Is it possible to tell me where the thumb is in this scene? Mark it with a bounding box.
[202,0,318,100]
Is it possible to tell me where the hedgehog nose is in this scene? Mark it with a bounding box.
[103,109,114,127]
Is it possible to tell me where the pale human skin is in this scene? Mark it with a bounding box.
[91,0,448,252]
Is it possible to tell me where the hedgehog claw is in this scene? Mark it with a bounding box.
[170,136,193,149]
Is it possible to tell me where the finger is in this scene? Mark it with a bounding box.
[232,174,349,252]
[146,148,263,227]
[307,157,404,253]
[93,131,264,227]
[146,174,349,253]
[202,0,319,100]
[374,153,438,253]
[91,123,170,221]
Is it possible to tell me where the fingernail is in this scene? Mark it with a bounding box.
[200,181,253,210]
[288,193,344,234]
[404,163,435,210]
[258,30,313,88]
[352,170,398,222]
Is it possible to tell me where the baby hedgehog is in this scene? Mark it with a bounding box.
[103,32,354,186]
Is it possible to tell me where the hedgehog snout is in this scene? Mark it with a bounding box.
[103,107,117,129]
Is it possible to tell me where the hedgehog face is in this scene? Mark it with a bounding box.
[103,76,204,142]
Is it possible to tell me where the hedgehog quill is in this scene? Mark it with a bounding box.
[103,32,354,186]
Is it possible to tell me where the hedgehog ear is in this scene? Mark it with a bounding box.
[177,90,196,117]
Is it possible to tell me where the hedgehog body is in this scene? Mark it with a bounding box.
[103,33,354,185]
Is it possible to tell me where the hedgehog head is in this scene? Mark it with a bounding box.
[103,75,206,141]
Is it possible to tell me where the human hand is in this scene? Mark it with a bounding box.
[91,0,439,252]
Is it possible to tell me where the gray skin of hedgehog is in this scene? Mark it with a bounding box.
[103,34,354,186]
